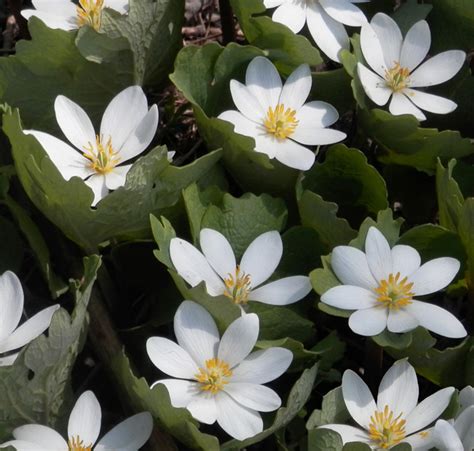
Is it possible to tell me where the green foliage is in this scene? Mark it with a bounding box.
[306,387,350,429]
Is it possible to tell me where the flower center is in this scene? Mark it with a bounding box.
[68,435,92,451]
[76,0,105,31]
[368,405,407,449]
[374,272,414,310]
[195,358,233,394]
[223,266,251,304]
[263,104,298,140]
[83,135,121,175]
[385,62,411,92]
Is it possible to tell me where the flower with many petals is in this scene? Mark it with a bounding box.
[321,226,467,338]
[170,228,312,306]
[22,0,128,32]
[357,13,465,121]
[264,0,369,62]
[147,301,293,440]
[218,57,346,170]
[320,360,455,449]
[0,271,59,366]
[25,86,166,206]
[0,390,153,450]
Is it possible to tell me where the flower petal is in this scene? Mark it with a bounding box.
[272,2,307,33]
[146,337,199,379]
[229,80,266,123]
[21,8,76,30]
[432,419,464,451]
[321,285,378,310]
[459,386,474,412]
[320,0,368,27]
[224,383,281,412]
[403,429,437,450]
[218,313,259,368]
[13,424,67,449]
[199,229,236,280]
[360,23,388,77]
[174,301,220,368]
[104,165,131,191]
[0,271,24,341]
[169,238,224,296]
[187,396,218,425]
[248,276,311,305]
[154,379,200,407]
[391,244,421,278]
[455,406,474,450]
[342,369,377,429]
[218,110,262,139]
[0,352,19,366]
[318,425,370,444]
[296,100,340,129]
[365,227,393,283]
[357,63,392,106]
[348,307,388,336]
[273,139,316,170]
[331,246,377,289]
[240,231,283,288]
[410,257,460,296]
[389,92,426,121]
[264,0,285,7]
[279,64,312,112]
[404,89,458,115]
[104,0,129,14]
[231,348,293,384]
[406,301,466,338]
[215,392,263,441]
[370,13,403,69]
[68,391,101,447]
[84,174,109,207]
[387,309,419,333]
[292,121,346,146]
[245,57,282,112]
[0,439,59,451]
[400,20,431,72]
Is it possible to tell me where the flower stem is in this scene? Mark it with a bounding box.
[218,0,235,44]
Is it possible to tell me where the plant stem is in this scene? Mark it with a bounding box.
[218,0,235,44]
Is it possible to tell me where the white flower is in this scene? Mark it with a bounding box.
[321,226,467,338]
[21,0,128,32]
[357,13,466,121]
[264,0,368,62]
[320,360,455,449]
[146,301,293,440]
[218,57,346,171]
[0,271,59,366]
[0,391,153,451]
[25,86,165,206]
[169,228,312,306]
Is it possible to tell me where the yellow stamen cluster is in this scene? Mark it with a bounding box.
[223,266,252,304]
[83,135,121,175]
[263,104,299,140]
[68,435,92,451]
[76,0,105,31]
[385,62,411,92]
[368,405,407,449]
[195,358,233,394]
[375,272,414,310]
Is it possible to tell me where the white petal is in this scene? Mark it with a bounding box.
[318,425,370,444]
[104,165,131,191]
[264,0,285,7]
[254,134,278,159]
[405,387,455,435]
[455,406,474,450]
[100,86,149,152]
[357,63,392,106]
[320,0,368,27]
[218,313,259,368]
[248,276,311,305]
[279,64,312,112]
[400,20,431,72]
[391,245,421,278]
[377,360,418,417]
[68,391,101,447]
[370,13,403,69]
[0,305,59,354]
[433,419,464,451]
[321,285,378,310]
[459,386,474,412]
[229,80,266,123]
[95,412,153,451]
[331,246,377,290]
[186,396,218,425]
[13,424,67,449]
[0,271,24,341]
[215,392,263,441]
[240,231,283,288]
[273,139,316,170]
[292,117,346,146]
[272,2,307,34]
[307,3,349,62]
[296,100,339,129]
[406,301,467,338]
[104,0,129,13]
[389,92,426,121]
[146,337,199,379]
[21,9,76,31]
[84,174,109,206]
[31,0,76,16]
[224,383,281,412]
[174,301,220,368]
[245,57,282,113]
[218,110,262,139]
[348,307,388,336]
[387,309,419,333]
[169,238,224,296]
[360,23,388,77]
[342,369,377,429]
[199,229,236,280]
[0,439,61,451]
[231,348,293,384]
[410,257,460,296]
[0,352,19,366]
[409,51,466,87]
[154,379,200,408]
[404,89,458,115]
[403,429,437,450]
[365,227,393,283]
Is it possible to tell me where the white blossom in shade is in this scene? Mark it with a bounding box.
[320,360,455,449]
[169,228,312,306]
[320,226,467,338]
[0,271,59,366]
[146,301,293,441]
[24,86,168,206]
[21,0,128,32]
[357,13,466,121]
[218,57,346,170]
[0,391,153,451]
[263,0,369,62]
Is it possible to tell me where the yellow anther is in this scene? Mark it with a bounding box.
[374,272,414,310]
[368,405,407,449]
[385,62,411,92]
[263,104,299,140]
[223,265,252,305]
[195,358,233,394]
[68,435,92,451]
[82,134,121,175]
[76,0,105,31]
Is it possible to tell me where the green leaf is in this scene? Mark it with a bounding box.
[392,0,432,34]
[372,329,414,350]
[344,443,371,451]
[436,159,464,232]
[311,331,346,371]
[458,198,474,288]
[306,386,349,430]
[308,428,343,451]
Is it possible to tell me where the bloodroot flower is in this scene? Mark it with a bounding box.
[0,391,153,450]
[147,301,293,440]
[320,360,455,449]
[321,226,466,338]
